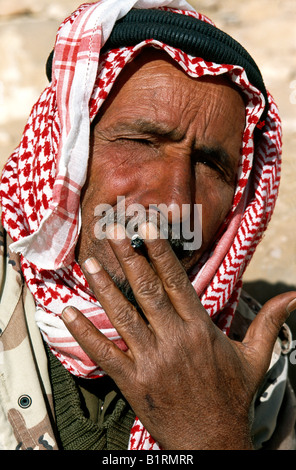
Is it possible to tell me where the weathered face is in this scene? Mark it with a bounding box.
[76,49,245,293]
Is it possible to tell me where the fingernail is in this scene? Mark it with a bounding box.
[106,223,126,241]
[84,257,101,275]
[287,298,296,314]
[62,306,77,323]
[138,222,158,240]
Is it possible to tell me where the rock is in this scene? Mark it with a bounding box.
[0,0,43,17]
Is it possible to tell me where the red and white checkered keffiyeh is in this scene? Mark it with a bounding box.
[0,1,282,450]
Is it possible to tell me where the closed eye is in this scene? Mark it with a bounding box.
[117,137,154,147]
[199,159,221,171]
[129,138,152,145]
[193,146,236,184]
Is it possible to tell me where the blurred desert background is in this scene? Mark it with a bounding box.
[0,0,296,377]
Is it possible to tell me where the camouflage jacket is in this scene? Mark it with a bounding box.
[0,218,295,450]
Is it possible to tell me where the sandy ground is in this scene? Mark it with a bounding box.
[0,0,296,380]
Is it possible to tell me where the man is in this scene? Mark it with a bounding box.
[0,0,295,450]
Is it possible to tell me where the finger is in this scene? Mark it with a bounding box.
[105,223,181,330]
[137,221,209,323]
[82,257,154,352]
[61,306,132,381]
[242,291,296,377]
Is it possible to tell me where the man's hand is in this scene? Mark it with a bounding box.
[61,222,296,450]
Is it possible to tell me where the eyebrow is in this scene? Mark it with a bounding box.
[110,118,183,141]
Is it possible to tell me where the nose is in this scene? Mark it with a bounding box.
[138,151,194,226]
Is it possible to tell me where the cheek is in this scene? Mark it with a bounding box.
[87,142,150,201]
[196,173,234,242]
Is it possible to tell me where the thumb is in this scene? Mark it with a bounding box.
[242,291,296,376]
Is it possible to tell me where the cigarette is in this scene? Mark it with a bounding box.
[131,234,144,249]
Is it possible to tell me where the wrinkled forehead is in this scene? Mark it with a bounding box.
[91,41,264,124]
[94,9,267,119]
[92,46,246,151]
[99,46,245,99]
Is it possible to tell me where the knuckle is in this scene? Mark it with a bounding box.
[92,341,125,377]
[96,275,116,297]
[268,314,282,332]
[164,269,188,291]
[76,322,109,358]
[120,248,139,267]
[94,339,115,363]
[78,322,95,344]
[136,275,163,298]
[260,308,283,338]
[151,241,170,262]
[113,303,136,329]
